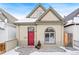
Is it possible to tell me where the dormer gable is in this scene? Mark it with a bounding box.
[26,4,46,19]
[37,7,63,22]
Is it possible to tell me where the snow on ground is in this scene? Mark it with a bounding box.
[30,47,79,55]
[30,51,70,55]
[30,51,79,55]
[30,50,79,55]
[1,47,79,55]
[14,18,37,23]
[2,47,19,55]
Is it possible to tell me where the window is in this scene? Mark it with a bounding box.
[45,33,49,41]
[31,10,44,18]
[45,27,55,32]
[45,27,55,44]
[28,27,34,32]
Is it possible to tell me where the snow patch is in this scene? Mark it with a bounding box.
[15,18,37,23]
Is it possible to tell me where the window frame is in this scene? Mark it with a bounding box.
[44,27,56,44]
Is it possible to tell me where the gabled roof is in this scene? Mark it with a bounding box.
[15,5,64,25]
[65,8,79,22]
[0,8,17,23]
[36,7,64,22]
[26,3,46,18]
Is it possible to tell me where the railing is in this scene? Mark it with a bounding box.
[0,43,6,54]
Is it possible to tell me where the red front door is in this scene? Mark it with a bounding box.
[28,32,34,46]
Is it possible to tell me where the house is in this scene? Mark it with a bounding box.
[0,8,17,54]
[64,8,79,47]
[14,4,64,47]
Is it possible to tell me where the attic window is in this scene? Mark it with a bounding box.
[36,11,43,17]
[31,10,44,18]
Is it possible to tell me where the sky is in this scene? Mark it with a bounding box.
[0,3,79,19]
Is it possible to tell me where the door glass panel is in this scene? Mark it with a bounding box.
[49,33,55,43]
[50,33,54,37]
[28,27,34,32]
[45,33,49,42]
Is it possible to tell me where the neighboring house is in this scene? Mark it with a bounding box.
[64,8,79,47]
[0,8,17,54]
[15,4,64,47]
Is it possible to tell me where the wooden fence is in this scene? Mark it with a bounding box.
[0,43,6,54]
[64,32,73,47]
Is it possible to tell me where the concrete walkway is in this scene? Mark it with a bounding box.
[30,47,79,55]
[65,47,79,51]
[15,46,66,55]
[38,47,65,52]
[15,47,37,55]
[2,46,79,55]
